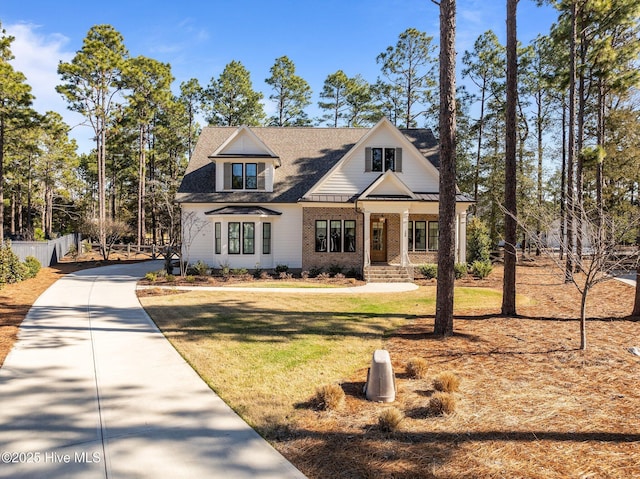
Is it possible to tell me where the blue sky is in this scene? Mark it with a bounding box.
[1,0,559,154]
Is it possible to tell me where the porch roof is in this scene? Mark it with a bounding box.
[204,206,283,216]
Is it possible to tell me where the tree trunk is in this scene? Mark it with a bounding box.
[0,116,4,243]
[580,287,588,350]
[632,265,640,317]
[434,0,457,337]
[502,0,518,316]
[565,1,577,283]
[137,125,146,249]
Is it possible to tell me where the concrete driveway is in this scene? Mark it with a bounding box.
[0,261,305,479]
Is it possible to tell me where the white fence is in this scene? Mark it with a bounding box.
[9,234,78,267]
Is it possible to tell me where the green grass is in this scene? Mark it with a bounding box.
[141,286,507,429]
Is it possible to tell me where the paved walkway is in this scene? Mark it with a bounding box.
[0,261,305,479]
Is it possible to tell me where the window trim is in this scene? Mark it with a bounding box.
[428,221,439,252]
[245,163,258,190]
[215,222,222,254]
[263,222,271,255]
[243,222,255,254]
[228,222,241,254]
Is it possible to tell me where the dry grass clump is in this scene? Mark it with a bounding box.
[428,391,456,416]
[405,357,428,379]
[313,383,346,411]
[433,371,460,392]
[378,407,404,432]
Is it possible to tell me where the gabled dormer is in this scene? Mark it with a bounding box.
[304,117,440,199]
[209,126,281,193]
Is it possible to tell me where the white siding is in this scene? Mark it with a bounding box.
[314,128,439,195]
[181,203,302,270]
[181,204,215,266]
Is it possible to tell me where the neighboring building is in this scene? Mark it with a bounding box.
[176,117,473,281]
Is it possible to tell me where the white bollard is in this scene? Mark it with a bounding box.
[364,349,396,402]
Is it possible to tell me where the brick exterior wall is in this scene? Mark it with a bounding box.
[302,207,364,274]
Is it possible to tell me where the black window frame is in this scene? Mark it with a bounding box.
[262,223,271,255]
[228,222,241,254]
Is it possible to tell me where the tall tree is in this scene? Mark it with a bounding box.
[179,78,203,161]
[318,70,351,127]
[265,56,311,126]
[462,30,506,205]
[502,0,518,316]
[123,55,173,247]
[432,0,457,337]
[57,24,128,259]
[376,27,438,128]
[0,23,34,242]
[204,60,265,127]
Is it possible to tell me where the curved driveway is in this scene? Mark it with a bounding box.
[0,261,305,479]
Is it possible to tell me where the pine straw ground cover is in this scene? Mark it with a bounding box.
[142,259,640,479]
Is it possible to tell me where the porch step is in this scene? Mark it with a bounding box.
[364,265,414,283]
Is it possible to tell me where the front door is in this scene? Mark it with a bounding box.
[370,218,387,263]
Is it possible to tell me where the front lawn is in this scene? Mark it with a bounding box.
[140,263,640,478]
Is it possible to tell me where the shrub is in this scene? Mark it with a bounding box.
[317,272,331,280]
[378,407,404,432]
[345,268,360,279]
[308,267,323,278]
[313,384,345,411]
[328,264,343,275]
[219,262,231,278]
[145,272,158,282]
[189,260,209,276]
[0,242,27,287]
[467,217,492,264]
[166,274,176,282]
[23,256,41,279]
[231,268,248,276]
[454,263,468,279]
[471,260,493,279]
[275,264,289,273]
[185,275,196,283]
[406,357,428,379]
[334,272,346,279]
[429,392,456,416]
[418,263,438,279]
[260,270,273,280]
[279,271,293,280]
[433,372,460,393]
[300,270,310,280]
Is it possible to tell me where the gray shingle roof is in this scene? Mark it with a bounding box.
[176,126,440,204]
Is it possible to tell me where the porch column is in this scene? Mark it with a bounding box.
[456,210,468,263]
[363,210,371,267]
[401,209,410,267]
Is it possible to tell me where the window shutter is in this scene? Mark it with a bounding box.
[224,163,232,189]
[395,148,403,172]
[257,163,266,190]
[365,147,372,172]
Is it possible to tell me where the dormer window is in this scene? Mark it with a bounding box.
[224,162,266,190]
[366,147,402,173]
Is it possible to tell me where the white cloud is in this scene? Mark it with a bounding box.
[6,23,92,153]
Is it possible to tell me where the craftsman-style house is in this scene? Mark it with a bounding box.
[176,118,473,281]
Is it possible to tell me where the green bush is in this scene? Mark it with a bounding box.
[144,272,158,282]
[0,242,27,287]
[187,260,209,276]
[454,263,468,279]
[275,264,289,273]
[471,260,493,279]
[418,263,438,279]
[467,217,492,264]
[24,256,41,279]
